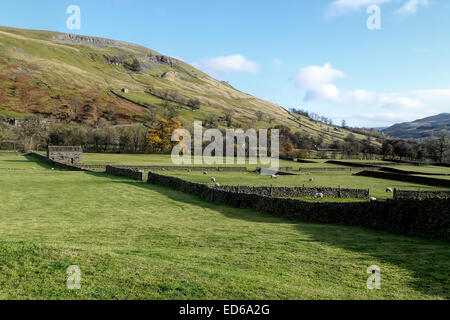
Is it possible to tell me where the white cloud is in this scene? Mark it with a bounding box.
[396,0,429,16]
[412,89,450,101]
[327,0,391,16]
[295,63,345,102]
[305,85,341,102]
[296,63,344,88]
[192,54,261,75]
[294,63,450,125]
[273,58,283,65]
[353,112,428,124]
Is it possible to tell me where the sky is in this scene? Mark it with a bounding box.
[1,0,449,127]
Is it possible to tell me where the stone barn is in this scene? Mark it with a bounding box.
[47,146,83,164]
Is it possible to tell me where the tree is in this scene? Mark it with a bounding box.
[19,115,48,151]
[224,110,233,127]
[187,98,201,111]
[0,126,3,142]
[256,111,264,121]
[127,58,142,72]
[205,114,219,128]
[341,120,347,128]
[147,118,183,153]
[281,140,294,155]
[436,130,449,163]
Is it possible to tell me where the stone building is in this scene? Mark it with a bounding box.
[47,146,83,164]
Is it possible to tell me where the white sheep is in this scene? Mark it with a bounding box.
[370,197,377,202]
[271,174,278,179]
[203,171,208,175]
[314,192,324,199]
[211,177,216,183]
[215,183,220,187]
[386,187,393,193]
[309,178,314,182]
[51,168,55,171]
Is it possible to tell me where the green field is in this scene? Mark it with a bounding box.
[0,154,449,299]
[156,170,450,200]
[81,153,350,169]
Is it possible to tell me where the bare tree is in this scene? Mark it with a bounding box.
[256,111,264,121]
[19,115,48,151]
[224,110,234,127]
[187,98,201,111]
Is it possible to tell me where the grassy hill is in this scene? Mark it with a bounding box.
[0,26,370,144]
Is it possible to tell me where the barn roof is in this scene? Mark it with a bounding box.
[47,146,83,152]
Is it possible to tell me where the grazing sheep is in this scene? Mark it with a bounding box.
[203,171,208,175]
[211,177,216,183]
[386,187,393,193]
[314,192,324,199]
[271,174,278,179]
[370,197,377,202]
[309,178,314,182]
[215,183,220,187]
[161,168,166,171]
[51,168,55,171]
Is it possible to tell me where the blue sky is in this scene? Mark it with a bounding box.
[1,0,449,127]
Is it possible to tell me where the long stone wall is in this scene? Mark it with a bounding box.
[106,165,143,180]
[394,189,450,200]
[298,167,378,172]
[111,165,248,172]
[27,153,85,171]
[355,170,450,188]
[379,166,449,176]
[147,172,450,240]
[214,185,369,199]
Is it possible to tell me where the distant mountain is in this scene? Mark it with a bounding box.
[383,113,450,139]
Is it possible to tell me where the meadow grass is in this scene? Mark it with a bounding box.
[0,155,449,299]
[81,153,349,169]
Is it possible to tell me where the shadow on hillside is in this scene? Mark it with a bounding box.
[88,172,450,299]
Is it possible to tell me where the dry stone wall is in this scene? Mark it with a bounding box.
[106,165,143,180]
[147,172,449,240]
[394,189,450,200]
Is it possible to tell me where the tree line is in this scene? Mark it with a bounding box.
[0,115,449,163]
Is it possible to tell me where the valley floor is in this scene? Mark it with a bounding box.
[0,155,449,299]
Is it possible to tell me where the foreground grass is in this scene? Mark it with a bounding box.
[156,170,450,200]
[0,156,449,299]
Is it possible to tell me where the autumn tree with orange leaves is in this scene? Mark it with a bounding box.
[147,118,183,153]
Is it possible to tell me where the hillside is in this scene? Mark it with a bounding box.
[383,113,450,139]
[0,26,370,144]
